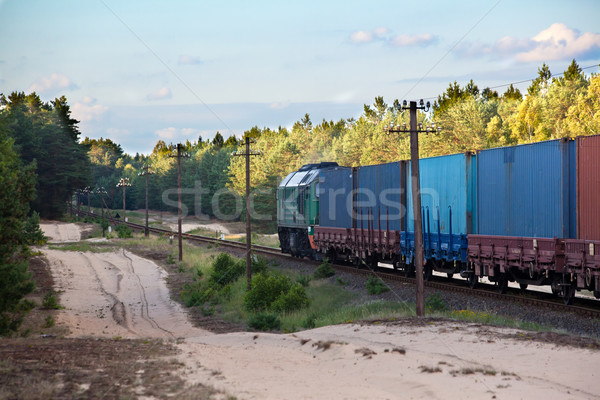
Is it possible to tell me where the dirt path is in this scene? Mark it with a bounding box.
[177,322,600,400]
[45,248,210,339]
[41,221,82,243]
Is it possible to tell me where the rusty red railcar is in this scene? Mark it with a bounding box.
[577,134,600,241]
[563,239,600,297]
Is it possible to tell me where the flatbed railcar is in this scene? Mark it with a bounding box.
[278,134,600,304]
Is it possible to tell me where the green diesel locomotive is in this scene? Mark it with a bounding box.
[277,162,338,258]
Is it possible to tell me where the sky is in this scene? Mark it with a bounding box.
[1,0,599,155]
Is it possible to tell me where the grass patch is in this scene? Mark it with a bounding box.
[313,260,335,279]
[449,309,550,331]
[366,275,390,295]
[47,242,114,253]
[41,293,61,310]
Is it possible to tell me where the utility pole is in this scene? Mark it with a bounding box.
[232,137,262,290]
[169,144,190,262]
[139,164,155,237]
[116,178,132,224]
[95,187,108,236]
[83,186,91,214]
[386,99,438,317]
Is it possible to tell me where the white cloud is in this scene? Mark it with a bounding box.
[270,101,291,110]
[391,33,436,47]
[71,97,108,122]
[178,55,203,65]
[350,30,374,44]
[350,28,436,47]
[516,23,600,62]
[455,23,600,62]
[146,87,172,101]
[156,127,177,139]
[28,73,78,94]
[155,127,199,140]
[373,27,390,38]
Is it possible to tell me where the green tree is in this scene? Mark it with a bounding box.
[0,121,37,334]
[1,92,91,218]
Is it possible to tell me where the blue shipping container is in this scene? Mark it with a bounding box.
[355,162,405,231]
[318,167,353,228]
[476,138,576,238]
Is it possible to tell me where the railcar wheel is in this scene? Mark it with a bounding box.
[562,276,576,305]
[497,274,508,294]
[467,272,477,289]
[424,262,433,281]
[519,283,528,291]
[404,264,414,278]
[353,257,361,269]
[446,273,454,279]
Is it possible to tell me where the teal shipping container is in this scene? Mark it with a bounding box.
[406,152,477,236]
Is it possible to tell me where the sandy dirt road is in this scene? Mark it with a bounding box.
[44,248,209,339]
[42,221,83,243]
[38,222,600,400]
[178,322,600,400]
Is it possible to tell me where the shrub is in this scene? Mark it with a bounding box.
[366,276,390,295]
[209,253,245,287]
[42,292,61,309]
[313,261,335,279]
[247,313,281,331]
[271,284,310,313]
[116,224,133,238]
[23,212,46,245]
[302,314,317,329]
[296,274,312,287]
[166,254,176,265]
[244,272,292,312]
[425,293,448,313]
[43,315,55,328]
[251,255,270,275]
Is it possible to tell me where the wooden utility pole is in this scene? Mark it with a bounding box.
[386,99,437,317]
[116,178,132,224]
[95,187,108,236]
[139,165,155,237]
[169,144,189,262]
[232,137,261,290]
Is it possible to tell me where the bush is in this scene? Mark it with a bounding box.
[209,253,245,287]
[244,272,292,312]
[296,274,312,287]
[247,313,281,331]
[271,284,310,313]
[251,255,270,275]
[244,271,310,314]
[313,261,335,279]
[116,224,133,238]
[366,276,389,295]
[42,292,61,309]
[23,212,46,245]
[425,293,448,313]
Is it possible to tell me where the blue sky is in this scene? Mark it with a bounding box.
[1,0,599,155]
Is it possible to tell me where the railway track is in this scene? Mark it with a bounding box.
[73,209,600,319]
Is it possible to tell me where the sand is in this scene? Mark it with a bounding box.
[39,222,600,400]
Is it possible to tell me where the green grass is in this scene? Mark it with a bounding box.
[47,242,115,253]
[449,309,550,331]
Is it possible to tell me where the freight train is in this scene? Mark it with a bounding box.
[277,134,600,305]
